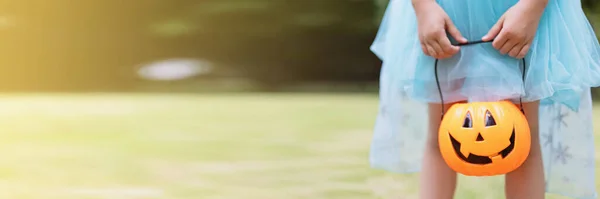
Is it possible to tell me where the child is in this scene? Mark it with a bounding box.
[370,0,600,198]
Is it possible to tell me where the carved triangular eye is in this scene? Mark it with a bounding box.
[485,110,496,127]
[463,111,472,128]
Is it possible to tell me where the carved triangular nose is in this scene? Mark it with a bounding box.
[476,133,484,141]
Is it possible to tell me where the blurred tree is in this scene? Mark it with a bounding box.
[0,1,177,91]
[0,0,384,91]
[583,0,596,9]
[163,0,383,89]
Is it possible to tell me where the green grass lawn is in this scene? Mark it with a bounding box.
[0,93,594,199]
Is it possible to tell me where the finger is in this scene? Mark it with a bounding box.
[516,44,531,59]
[499,39,518,55]
[438,36,459,58]
[430,41,446,59]
[482,16,504,41]
[508,43,524,58]
[426,44,437,58]
[421,43,431,56]
[445,18,467,43]
[492,30,510,51]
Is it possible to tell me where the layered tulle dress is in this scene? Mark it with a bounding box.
[370,0,600,198]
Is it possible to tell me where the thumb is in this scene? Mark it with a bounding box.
[482,16,504,41]
[445,18,467,43]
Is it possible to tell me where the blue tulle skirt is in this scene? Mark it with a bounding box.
[370,0,600,198]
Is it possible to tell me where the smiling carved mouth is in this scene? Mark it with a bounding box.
[449,128,515,165]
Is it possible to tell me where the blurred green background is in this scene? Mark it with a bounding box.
[0,0,599,199]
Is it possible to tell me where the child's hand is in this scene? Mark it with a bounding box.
[413,1,467,59]
[482,0,547,58]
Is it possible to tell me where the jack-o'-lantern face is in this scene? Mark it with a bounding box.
[438,101,531,176]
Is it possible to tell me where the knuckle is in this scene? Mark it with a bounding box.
[441,45,452,52]
[504,30,516,37]
[515,35,526,41]
[423,31,435,37]
[420,33,431,39]
[427,31,444,39]
[492,43,502,50]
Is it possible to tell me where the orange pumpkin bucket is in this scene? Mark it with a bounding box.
[438,101,530,176]
[434,40,531,176]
